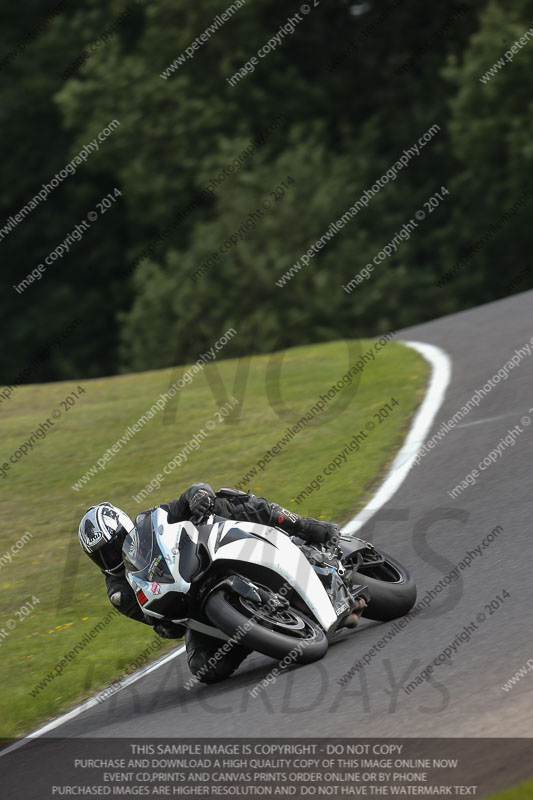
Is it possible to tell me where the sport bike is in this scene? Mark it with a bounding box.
[122,507,416,664]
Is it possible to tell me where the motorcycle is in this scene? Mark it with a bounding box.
[122,506,416,665]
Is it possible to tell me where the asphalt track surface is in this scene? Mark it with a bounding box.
[33,291,533,777]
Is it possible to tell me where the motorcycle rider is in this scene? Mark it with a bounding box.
[78,483,365,684]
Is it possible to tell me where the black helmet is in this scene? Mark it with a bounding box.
[78,502,135,574]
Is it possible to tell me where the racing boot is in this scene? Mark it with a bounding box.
[185,629,251,684]
[340,595,367,629]
[270,504,339,546]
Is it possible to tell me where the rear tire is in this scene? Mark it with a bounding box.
[348,549,416,622]
[204,589,328,664]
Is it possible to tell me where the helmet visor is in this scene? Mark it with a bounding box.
[99,525,128,573]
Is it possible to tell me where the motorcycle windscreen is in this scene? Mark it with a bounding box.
[122,513,174,583]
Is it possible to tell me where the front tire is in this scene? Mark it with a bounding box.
[204,589,328,664]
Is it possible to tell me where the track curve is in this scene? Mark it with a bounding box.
[28,290,533,750]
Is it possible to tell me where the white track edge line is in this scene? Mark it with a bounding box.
[0,645,186,756]
[3,339,450,753]
[341,340,451,535]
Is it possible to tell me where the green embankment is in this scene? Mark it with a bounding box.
[487,782,533,800]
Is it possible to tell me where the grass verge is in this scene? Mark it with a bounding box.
[487,782,533,800]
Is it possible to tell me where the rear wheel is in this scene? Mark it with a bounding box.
[204,588,328,664]
[345,547,416,622]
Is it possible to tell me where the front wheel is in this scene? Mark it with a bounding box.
[347,548,416,622]
[204,589,328,664]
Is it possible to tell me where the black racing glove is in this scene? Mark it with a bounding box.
[189,487,215,522]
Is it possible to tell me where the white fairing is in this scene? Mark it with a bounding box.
[127,510,338,632]
[206,520,338,631]
[155,507,199,591]
[126,508,199,620]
